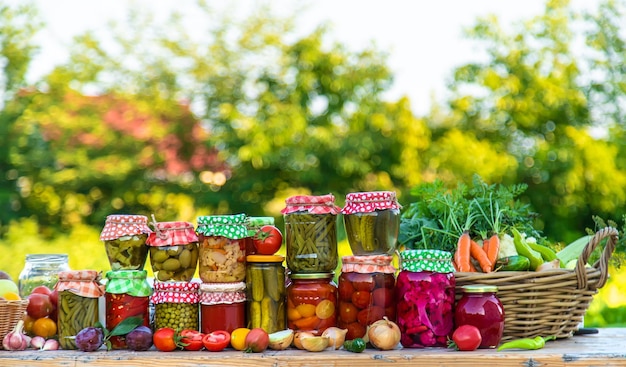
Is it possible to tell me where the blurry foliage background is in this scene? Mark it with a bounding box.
[1,0,626,327]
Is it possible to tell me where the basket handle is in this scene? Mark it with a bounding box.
[575,226,618,289]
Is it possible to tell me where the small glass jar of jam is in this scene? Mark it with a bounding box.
[455,285,505,349]
[246,255,286,333]
[281,194,341,273]
[151,281,200,331]
[18,253,70,298]
[286,272,337,335]
[244,216,275,256]
[55,270,104,350]
[396,249,455,348]
[100,214,152,271]
[196,214,248,283]
[342,191,401,255]
[147,221,199,282]
[105,270,152,349]
[337,255,396,340]
[200,282,246,334]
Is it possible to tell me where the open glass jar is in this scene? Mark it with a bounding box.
[18,253,70,297]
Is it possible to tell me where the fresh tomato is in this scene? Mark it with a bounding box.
[252,225,283,255]
[153,327,182,352]
[449,324,482,351]
[180,329,205,351]
[202,330,231,352]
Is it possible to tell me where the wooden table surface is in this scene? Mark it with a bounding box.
[1,328,625,367]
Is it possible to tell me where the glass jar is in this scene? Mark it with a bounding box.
[55,270,104,350]
[342,191,401,255]
[200,282,246,334]
[151,281,199,331]
[18,254,70,298]
[281,194,341,273]
[286,272,337,335]
[196,214,248,283]
[246,255,286,334]
[244,216,275,256]
[100,214,152,270]
[396,250,455,348]
[455,285,505,349]
[147,221,199,282]
[337,255,396,340]
[105,270,152,349]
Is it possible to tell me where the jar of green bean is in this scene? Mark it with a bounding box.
[151,281,200,331]
[281,194,341,273]
[55,270,104,350]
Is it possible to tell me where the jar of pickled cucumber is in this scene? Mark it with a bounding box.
[55,270,104,350]
[342,191,401,255]
[200,282,246,334]
[196,214,248,283]
[151,281,200,331]
[281,194,341,273]
[105,270,152,349]
[286,272,337,335]
[337,255,396,340]
[244,216,275,256]
[147,221,199,282]
[246,255,286,334]
[18,253,70,298]
[100,214,152,270]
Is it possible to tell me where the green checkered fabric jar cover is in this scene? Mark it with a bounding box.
[196,213,249,239]
[105,270,152,297]
[399,249,454,273]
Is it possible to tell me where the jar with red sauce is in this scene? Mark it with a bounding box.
[454,285,505,349]
[246,255,286,333]
[286,272,337,335]
[200,282,246,334]
[196,214,248,283]
[337,255,396,340]
[105,270,152,349]
[151,281,200,331]
[396,249,455,348]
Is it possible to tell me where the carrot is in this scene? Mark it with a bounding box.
[455,231,472,272]
[482,237,490,257]
[452,259,460,272]
[486,234,500,269]
[468,259,478,272]
[470,239,493,273]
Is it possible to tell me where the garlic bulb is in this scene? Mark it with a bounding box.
[2,320,29,351]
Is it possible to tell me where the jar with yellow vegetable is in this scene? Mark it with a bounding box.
[147,220,199,282]
[151,281,200,331]
[196,214,248,283]
[246,255,286,334]
[100,214,152,270]
[286,272,337,335]
[281,194,341,273]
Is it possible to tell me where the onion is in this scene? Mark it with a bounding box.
[321,327,347,350]
[293,331,315,350]
[536,259,560,272]
[367,317,401,350]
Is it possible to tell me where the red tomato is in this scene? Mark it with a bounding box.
[450,325,482,351]
[338,280,355,301]
[339,301,358,324]
[351,291,371,309]
[351,273,376,291]
[345,322,366,340]
[356,306,385,325]
[244,328,269,353]
[27,293,53,319]
[372,288,393,308]
[253,225,283,255]
[153,328,180,352]
[180,329,205,351]
[202,330,231,352]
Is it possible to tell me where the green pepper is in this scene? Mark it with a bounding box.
[497,335,555,351]
[511,228,544,270]
[527,240,562,266]
[343,338,366,353]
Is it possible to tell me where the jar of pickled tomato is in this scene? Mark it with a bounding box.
[105,270,152,349]
[246,255,286,333]
[100,214,152,271]
[151,281,200,331]
[341,191,401,255]
[244,216,275,256]
[200,282,246,334]
[147,221,199,282]
[196,214,249,283]
[337,255,396,340]
[396,249,455,348]
[454,285,505,348]
[286,272,337,335]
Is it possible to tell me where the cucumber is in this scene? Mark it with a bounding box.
[495,255,531,271]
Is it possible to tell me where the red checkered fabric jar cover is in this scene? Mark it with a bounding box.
[280,193,341,215]
[146,221,198,247]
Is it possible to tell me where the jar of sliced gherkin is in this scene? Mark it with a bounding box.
[151,281,200,331]
[100,214,152,270]
[342,191,401,255]
[281,194,341,273]
[55,270,104,350]
[147,220,199,282]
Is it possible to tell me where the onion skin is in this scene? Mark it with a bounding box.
[321,327,347,350]
[293,331,315,350]
[367,317,401,350]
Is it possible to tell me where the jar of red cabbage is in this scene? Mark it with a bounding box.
[396,249,455,348]
[455,284,504,348]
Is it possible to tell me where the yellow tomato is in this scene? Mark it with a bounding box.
[315,299,335,320]
[230,327,251,351]
[32,317,57,338]
[295,303,316,318]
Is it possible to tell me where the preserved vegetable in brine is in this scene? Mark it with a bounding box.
[100,215,152,270]
[287,273,337,336]
[196,214,248,283]
[147,221,199,282]
[246,255,286,334]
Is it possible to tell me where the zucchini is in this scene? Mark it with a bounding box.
[556,235,593,266]
[495,255,530,271]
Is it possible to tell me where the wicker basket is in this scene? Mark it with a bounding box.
[0,299,29,344]
[454,226,618,342]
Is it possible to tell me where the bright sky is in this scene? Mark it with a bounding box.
[24,0,590,115]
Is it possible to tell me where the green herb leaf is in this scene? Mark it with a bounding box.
[108,316,145,337]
